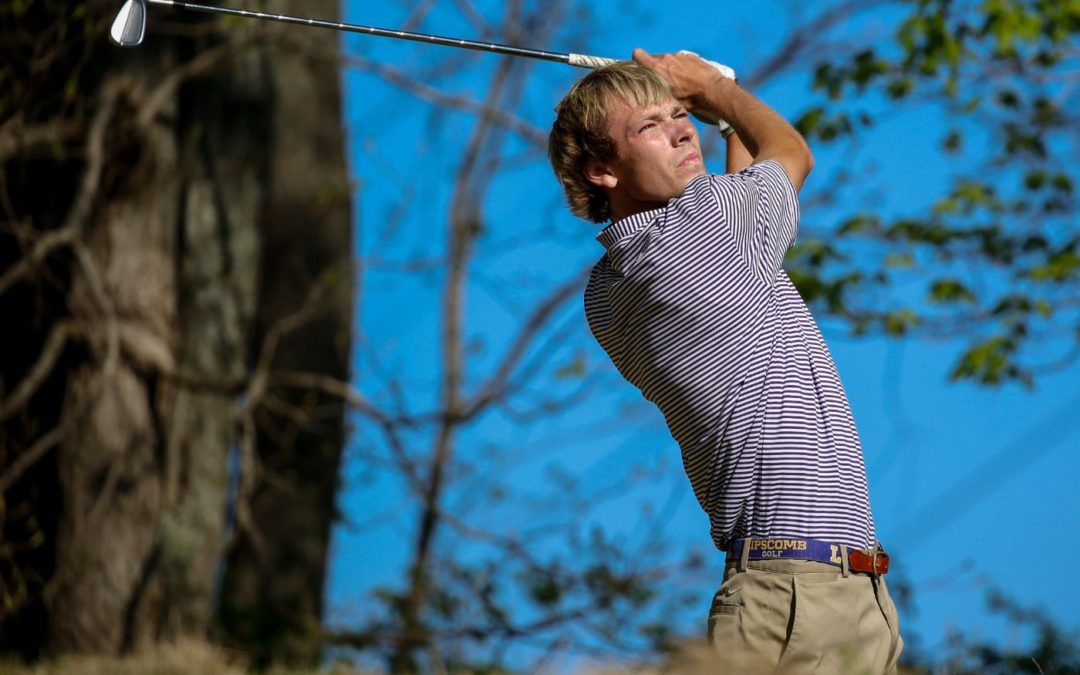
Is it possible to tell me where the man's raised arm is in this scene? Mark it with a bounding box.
[633,48,813,191]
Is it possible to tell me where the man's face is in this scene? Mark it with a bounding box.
[587,95,705,220]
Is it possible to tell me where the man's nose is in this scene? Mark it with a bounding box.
[671,118,695,145]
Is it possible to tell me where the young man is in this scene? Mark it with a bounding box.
[548,50,903,673]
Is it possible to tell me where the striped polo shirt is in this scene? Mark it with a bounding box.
[584,160,876,551]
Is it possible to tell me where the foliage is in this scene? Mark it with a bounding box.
[899,588,1080,674]
[790,0,1080,387]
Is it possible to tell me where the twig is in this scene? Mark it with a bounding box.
[742,0,894,89]
[137,37,250,128]
[340,53,547,149]
[232,410,269,565]
[0,321,81,424]
[0,115,84,164]
[439,510,544,570]
[237,272,340,418]
[452,0,494,37]
[71,242,121,377]
[400,0,440,32]
[270,370,424,493]
[463,267,589,419]
[0,425,66,493]
[227,266,353,564]
[0,80,120,297]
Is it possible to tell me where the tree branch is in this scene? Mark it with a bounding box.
[0,424,66,493]
[340,53,548,149]
[462,266,589,420]
[0,321,81,424]
[0,115,84,164]
[742,0,896,89]
[137,37,251,128]
[0,80,119,297]
[270,370,424,493]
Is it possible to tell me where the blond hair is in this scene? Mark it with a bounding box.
[549,61,673,223]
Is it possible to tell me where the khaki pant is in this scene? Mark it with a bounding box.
[708,558,903,674]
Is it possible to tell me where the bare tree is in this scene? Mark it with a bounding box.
[0,0,351,664]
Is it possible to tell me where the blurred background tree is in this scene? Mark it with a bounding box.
[786,0,1079,387]
[1,0,352,666]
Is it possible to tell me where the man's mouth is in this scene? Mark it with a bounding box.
[678,152,701,168]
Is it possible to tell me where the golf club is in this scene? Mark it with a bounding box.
[110,0,617,69]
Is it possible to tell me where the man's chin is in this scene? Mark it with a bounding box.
[677,169,706,190]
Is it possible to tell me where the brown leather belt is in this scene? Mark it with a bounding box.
[848,547,890,575]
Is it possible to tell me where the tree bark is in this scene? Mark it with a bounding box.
[45,16,273,656]
[47,49,183,651]
[216,2,354,666]
[1,0,352,662]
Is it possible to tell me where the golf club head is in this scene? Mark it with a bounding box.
[110,0,147,47]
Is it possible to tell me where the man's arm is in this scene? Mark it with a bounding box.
[634,48,813,191]
[726,132,753,174]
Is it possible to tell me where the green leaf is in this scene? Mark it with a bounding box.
[950,335,1029,387]
[837,215,880,235]
[928,279,977,304]
[882,308,920,335]
[1024,170,1047,191]
[884,252,915,268]
[555,355,586,379]
[997,90,1020,108]
[528,575,562,607]
[942,130,962,152]
[794,107,824,136]
[1027,251,1080,282]
[991,294,1032,315]
[887,77,914,99]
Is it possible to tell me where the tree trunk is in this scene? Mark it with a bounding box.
[216,1,354,666]
[1,0,352,662]
[45,16,274,655]
[46,46,184,652]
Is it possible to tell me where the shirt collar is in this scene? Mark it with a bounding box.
[595,174,710,252]
[595,205,665,252]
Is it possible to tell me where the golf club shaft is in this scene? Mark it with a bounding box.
[145,0,615,68]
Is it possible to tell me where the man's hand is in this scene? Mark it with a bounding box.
[632,48,727,115]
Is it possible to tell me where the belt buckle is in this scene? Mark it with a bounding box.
[847,545,890,575]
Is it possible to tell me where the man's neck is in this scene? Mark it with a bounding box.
[609,196,667,223]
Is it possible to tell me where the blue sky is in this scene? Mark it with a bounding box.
[328,0,1080,668]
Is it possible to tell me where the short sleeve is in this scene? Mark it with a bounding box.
[707,160,800,285]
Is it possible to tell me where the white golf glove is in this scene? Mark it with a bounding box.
[677,50,737,138]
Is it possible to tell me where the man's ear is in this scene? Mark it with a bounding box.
[584,159,618,189]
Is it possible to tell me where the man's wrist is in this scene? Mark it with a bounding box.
[677,50,736,83]
[678,51,738,135]
[714,75,738,138]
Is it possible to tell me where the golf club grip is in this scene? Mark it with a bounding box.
[568,53,617,69]
[150,0,614,68]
